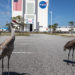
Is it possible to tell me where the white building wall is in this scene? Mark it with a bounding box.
[24,0,36,31]
[38,0,49,32]
[12,0,49,32]
[56,27,70,32]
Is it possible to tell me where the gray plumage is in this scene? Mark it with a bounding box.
[64,39,75,51]
[64,39,75,63]
[0,35,15,59]
[0,27,15,75]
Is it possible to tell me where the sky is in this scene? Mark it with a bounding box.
[0,0,75,27]
[48,0,75,26]
[0,0,11,27]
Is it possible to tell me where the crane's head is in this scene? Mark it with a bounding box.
[64,41,71,51]
[64,46,67,51]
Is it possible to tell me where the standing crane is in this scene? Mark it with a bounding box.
[64,39,75,64]
[0,24,15,75]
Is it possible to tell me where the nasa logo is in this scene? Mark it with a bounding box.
[39,1,47,9]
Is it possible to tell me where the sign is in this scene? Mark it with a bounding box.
[39,1,47,9]
[25,19,34,24]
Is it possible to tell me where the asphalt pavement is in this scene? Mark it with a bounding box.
[0,34,75,75]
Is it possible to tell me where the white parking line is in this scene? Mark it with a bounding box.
[12,52,33,54]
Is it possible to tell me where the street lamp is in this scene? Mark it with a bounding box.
[49,11,53,33]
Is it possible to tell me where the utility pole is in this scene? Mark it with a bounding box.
[49,11,53,33]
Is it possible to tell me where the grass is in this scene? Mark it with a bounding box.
[48,33,75,37]
[0,32,75,37]
[0,32,30,36]
[58,34,75,37]
[15,32,30,36]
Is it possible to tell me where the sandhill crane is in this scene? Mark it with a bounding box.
[0,25,15,75]
[64,39,75,62]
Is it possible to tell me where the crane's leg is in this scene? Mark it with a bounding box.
[67,50,71,65]
[68,50,71,60]
[72,48,74,62]
[2,58,4,75]
[8,55,10,75]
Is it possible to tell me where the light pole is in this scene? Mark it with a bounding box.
[49,11,53,33]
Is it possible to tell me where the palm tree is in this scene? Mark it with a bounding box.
[48,25,52,32]
[12,16,23,22]
[69,21,74,26]
[68,21,74,33]
[52,23,58,32]
[48,25,51,28]
[6,23,11,32]
[12,16,25,31]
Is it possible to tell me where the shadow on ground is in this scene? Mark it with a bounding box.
[63,59,75,66]
[2,72,31,75]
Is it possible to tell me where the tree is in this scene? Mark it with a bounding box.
[12,16,25,31]
[69,21,74,26]
[48,25,51,28]
[52,23,58,32]
[6,23,11,32]
[68,21,74,33]
[12,16,24,23]
[48,25,51,32]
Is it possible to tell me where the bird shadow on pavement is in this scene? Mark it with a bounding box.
[63,59,75,66]
[2,72,31,75]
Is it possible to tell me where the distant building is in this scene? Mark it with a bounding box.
[12,0,49,32]
[0,27,8,31]
[56,26,75,32]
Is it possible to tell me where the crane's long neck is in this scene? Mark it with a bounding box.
[0,26,15,50]
[11,26,15,37]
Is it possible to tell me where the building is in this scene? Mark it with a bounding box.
[12,0,49,32]
[56,26,75,32]
[56,27,70,32]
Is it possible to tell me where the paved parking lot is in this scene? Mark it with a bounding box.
[0,34,75,75]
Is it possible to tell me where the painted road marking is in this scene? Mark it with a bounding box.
[13,52,33,54]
